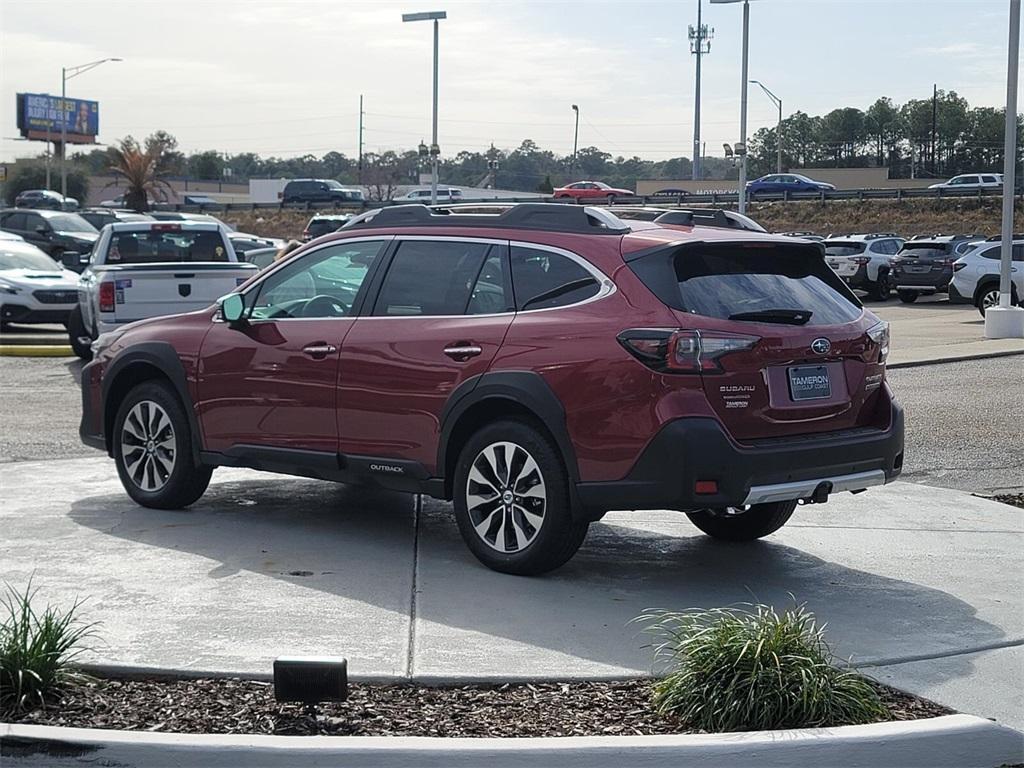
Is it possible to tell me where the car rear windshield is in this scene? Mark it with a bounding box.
[628,243,862,326]
[307,220,344,237]
[898,243,950,258]
[823,241,866,256]
[105,230,229,263]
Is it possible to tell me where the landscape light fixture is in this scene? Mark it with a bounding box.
[60,57,122,197]
[710,0,751,212]
[273,656,348,705]
[402,11,446,204]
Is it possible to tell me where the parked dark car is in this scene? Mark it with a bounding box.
[891,235,981,302]
[0,208,99,259]
[282,180,365,205]
[13,189,78,211]
[746,174,835,198]
[77,209,154,231]
[302,214,352,241]
[80,203,901,576]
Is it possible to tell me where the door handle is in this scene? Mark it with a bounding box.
[302,343,337,359]
[444,343,483,361]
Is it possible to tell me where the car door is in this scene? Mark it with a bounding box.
[196,237,390,458]
[337,237,515,472]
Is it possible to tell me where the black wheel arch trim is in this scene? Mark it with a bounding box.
[437,370,581,500]
[99,342,203,463]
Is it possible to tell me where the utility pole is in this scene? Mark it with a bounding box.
[931,83,938,176]
[358,94,364,185]
[689,0,712,181]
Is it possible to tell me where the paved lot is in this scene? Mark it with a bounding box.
[1,459,1021,730]
[2,354,1019,493]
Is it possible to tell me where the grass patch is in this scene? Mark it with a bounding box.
[638,603,886,732]
[0,581,96,714]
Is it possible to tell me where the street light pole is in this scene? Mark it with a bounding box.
[402,11,446,205]
[59,57,122,197]
[985,0,1024,339]
[738,0,749,214]
[751,80,782,173]
[571,104,580,176]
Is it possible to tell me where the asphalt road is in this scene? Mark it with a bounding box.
[0,355,1020,493]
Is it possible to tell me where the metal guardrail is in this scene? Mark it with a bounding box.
[154,186,1020,214]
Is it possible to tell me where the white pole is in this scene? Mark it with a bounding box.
[999,0,1019,309]
[986,0,1024,339]
[431,18,439,205]
[60,69,67,197]
[737,0,749,214]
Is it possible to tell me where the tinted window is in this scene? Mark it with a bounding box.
[899,243,950,259]
[824,241,866,256]
[252,240,384,319]
[467,248,512,315]
[983,244,1024,261]
[511,246,600,311]
[106,230,229,264]
[982,176,998,183]
[307,219,345,238]
[2,213,28,230]
[660,245,861,326]
[373,240,491,316]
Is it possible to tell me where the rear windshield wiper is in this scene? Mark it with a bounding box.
[728,308,813,325]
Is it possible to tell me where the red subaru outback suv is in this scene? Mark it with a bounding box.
[80,204,903,575]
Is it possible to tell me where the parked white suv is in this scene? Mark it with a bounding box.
[949,237,1024,316]
[928,173,1003,191]
[822,233,905,301]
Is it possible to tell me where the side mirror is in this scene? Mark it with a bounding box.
[35,225,49,234]
[221,293,246,325]
[61,251,82,270]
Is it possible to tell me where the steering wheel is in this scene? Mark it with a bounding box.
[301,294,349,318]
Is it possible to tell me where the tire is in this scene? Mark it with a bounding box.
[898,289,919,304]
[686,501,797,542]
[452,419,588,576]
[606,194,616,205]
[67,306,93,360]
[867,271,891,302]
[113,381,213,509]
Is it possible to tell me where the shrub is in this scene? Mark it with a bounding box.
[0,581,96,714]
[637,603,886,732]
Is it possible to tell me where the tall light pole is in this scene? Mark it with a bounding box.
[571,104,580,177]
[711,0,750,213]
[751,79,782,173]
[402,11,446,205]
[985,0,1024,339]
[60,57,121,197]
[689,0,712,180]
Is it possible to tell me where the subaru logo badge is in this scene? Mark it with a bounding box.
[811,338,831,355]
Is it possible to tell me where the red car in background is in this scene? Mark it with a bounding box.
[553,181,632,203]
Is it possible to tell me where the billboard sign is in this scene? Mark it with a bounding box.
[16,92,99,144]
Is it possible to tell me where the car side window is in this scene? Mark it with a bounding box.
[510,246,600,311]
[372,239,491,316]
[24,214,45,231]
[466,246,513,315]
[981,246,1000,260]
[250,240,385,320]
[3,213,27,230]
[982,176,998,183]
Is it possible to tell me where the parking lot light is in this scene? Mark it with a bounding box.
[402,11,446,205]
[711,0,751,213]
[60,57,122,198]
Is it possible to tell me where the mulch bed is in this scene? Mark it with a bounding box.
[993,493,1024,510]
[4,677,953,737]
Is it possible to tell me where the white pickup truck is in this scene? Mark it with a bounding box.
[67,220,258,359]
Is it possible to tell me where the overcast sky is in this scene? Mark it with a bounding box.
[0,0,1016,164]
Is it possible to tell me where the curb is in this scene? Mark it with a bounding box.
[0,345,75,357]
[888,348,1024,369]
[3,716,1022,768]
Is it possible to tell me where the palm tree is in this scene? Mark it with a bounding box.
[106,136,173,212]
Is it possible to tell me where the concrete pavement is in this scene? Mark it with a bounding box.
[1,458,1021,730]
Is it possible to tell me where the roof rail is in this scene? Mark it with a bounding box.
[342,203,629,235]
[985,232,1024,241]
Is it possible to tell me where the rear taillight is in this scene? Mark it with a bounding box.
[851,256,871,265]
[98,282,115,313]
[953,262,967,272]
[867,320,889,364]
[939,258,955,267]
[618,329,759,374]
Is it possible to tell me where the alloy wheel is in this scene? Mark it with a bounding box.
[120,400,176,492]
[981,289,1001,312]
[465,441,546,553]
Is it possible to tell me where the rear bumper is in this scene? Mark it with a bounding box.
[948,283,972,304]
[843,265,871,288]
[893,269,953,291]
[576,400,904,513]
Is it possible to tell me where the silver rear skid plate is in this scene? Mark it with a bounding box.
[742,470,887,506]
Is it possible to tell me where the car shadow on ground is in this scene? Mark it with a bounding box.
[67,474,1006,683]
